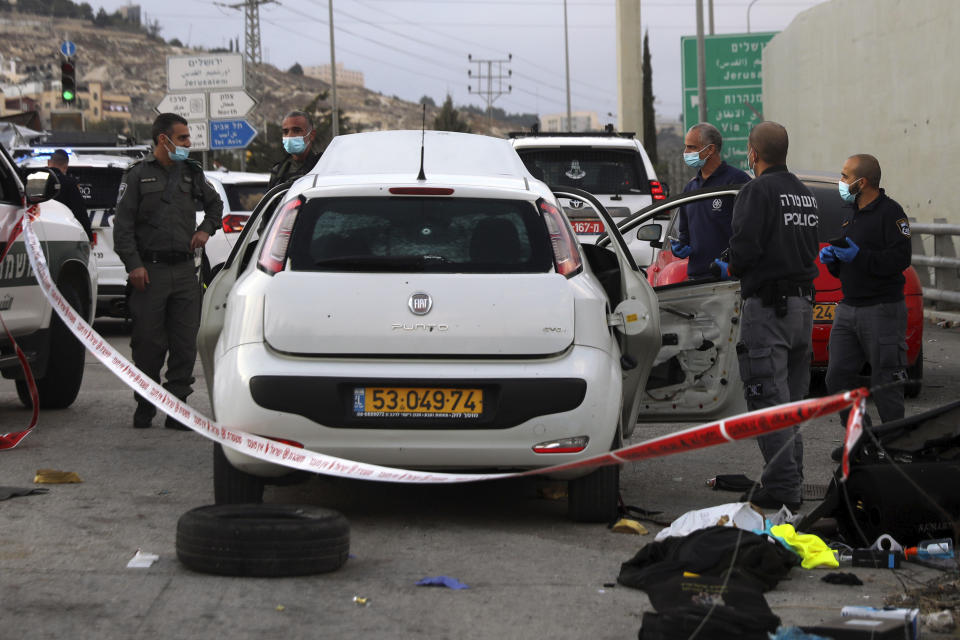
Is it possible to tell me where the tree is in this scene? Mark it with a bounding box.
[642,30,658,165]
[418,95,436,108]
[287,63,303,76]
[433,95,470,133]
[168,38,183,47]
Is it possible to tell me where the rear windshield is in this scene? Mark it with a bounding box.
[224,182,268,212]
[516,147,650,195]
[68,166,124,209]
[288,197,553,273]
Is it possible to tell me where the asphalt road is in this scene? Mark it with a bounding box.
[1,318,958,639]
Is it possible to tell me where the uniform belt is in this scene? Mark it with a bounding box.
[142,251,193,264]
[745,283,815,300]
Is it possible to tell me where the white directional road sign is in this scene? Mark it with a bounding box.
[188,121,209,152]
[209,90,257,119]
[167,54,244,91]
[157,93,207,120]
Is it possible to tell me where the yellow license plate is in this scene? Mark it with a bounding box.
[354,387,483,417]
[813,303,836,321]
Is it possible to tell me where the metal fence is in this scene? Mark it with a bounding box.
[911,218,960,308]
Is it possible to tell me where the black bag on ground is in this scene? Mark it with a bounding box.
[799,400,960,546]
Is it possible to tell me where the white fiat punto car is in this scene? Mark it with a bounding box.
[199,130,744,522]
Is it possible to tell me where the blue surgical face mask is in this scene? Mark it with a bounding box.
[163,137,189,162]
[838,177,861,203]
[683,144,711,169]
[283,135,307,155]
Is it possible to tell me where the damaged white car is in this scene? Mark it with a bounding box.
[198,130,744,522]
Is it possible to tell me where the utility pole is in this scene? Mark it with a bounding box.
[562,0,572,131]
[329,0,338,138]
[696,0,707,123]
[709,0,715,35]
[467,54,512,131]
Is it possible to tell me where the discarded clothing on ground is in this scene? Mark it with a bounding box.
[769,524,839,569]
[654,502,764,541]
[820,572,863,586]
[619,525,799,593]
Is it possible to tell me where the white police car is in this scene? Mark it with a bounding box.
[198,131,743,522]
[200,170,270,283]
[1,143,97,408]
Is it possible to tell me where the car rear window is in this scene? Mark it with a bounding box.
[516,147,650,195]
[68,166,124,209]
[224,182,268,212]
[288,196,554,273]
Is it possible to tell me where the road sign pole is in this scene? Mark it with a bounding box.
[696,0,707,123]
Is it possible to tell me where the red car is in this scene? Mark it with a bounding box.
[624,176,923,397]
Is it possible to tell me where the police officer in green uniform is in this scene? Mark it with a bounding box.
[113,113,223,429]
[267,110,323,188]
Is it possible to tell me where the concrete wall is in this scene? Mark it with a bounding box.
[762,0,959,222]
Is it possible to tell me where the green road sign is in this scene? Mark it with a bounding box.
[681,32,777,171]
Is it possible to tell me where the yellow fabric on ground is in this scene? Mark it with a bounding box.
[769,523,839,569]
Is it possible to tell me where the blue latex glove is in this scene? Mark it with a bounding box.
[670,239,693,258]
[819,245,836,264]
[833,237,860,263]
[713,258,731,280]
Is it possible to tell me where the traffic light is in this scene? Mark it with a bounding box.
[60,58,76,104]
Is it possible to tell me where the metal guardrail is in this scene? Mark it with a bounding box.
[911,219,960,307]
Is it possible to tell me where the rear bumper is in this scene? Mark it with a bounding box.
[213,342,622,478]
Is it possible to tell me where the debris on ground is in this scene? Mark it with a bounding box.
[0,486,49,500]
[126,548,159,568]
[610,518,649,535]
[33,469,83,484]
[886,572,960,633]
[415,576,469,589]
[352,596,369,606]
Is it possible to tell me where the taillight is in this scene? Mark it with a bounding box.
[649,180,666,200]
[91,231,97,247]
[538,198,583,278]
[222,214,249,233]
[532,436,589,454]
[257,197,301,275]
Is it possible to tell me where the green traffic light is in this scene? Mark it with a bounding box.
[62,90,74,101]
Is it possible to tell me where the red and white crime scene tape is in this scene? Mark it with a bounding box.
[2,207,870,482]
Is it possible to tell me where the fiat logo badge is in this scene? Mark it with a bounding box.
[408,292,433,316]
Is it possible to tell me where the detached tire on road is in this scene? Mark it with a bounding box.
[176,504,350,577]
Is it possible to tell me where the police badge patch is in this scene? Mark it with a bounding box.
[116,182,127,203]
[896,217,911,238]
[712,198,722,210]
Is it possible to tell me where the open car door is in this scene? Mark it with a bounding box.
[552,187,660,439]
[197,184,289,404]
[594,186,746,426]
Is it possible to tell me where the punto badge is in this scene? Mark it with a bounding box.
[408,292,432,316]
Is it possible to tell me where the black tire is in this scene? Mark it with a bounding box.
[568,464,620,523]
[176,504,350,577]
[17,282,86,409]
[904,347,922,399]
[214,443,266,504]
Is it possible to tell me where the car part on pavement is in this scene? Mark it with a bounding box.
[176,503,350,577]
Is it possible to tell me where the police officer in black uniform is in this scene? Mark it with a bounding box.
[113,113,223,429]
[267,110,323,188]
[715,121,820,511]
[822,154,911,433]
[47,149,93,241]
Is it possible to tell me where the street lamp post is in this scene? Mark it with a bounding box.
[563,0,572,131]
[747,0,761,33]
[329,0,339,138]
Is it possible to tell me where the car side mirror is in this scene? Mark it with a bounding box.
[636,223,662,242]
[24,168,60,204]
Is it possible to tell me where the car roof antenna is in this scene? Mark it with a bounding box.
[417,104,427,181]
